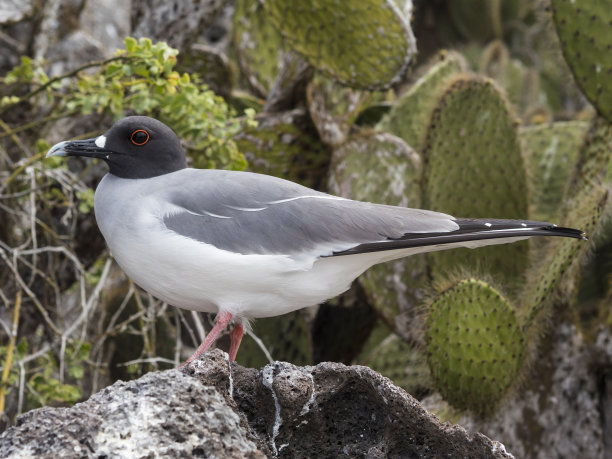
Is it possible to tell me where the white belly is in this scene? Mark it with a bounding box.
[100,223,381,318]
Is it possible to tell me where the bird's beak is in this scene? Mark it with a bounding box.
[46,135,110,159]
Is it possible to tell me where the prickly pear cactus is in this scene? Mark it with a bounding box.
[178,44,233,100]
[448,0,529,42]
[234,109,329,189]
[425,279,526,413]
[329,132,421,208]
[519,118,611,326]
[423,76,528,287]
[479,41,540,118]
[263,52,314,113]
[520,121,589,221]
[233,0,284,96]
[307,73,370,147]
[378,51,466,151]
[360,324,431,396]
[329,132,426,338]
[448,0,502,42]
[566,117,612,195]
[237,310,313,368]
[264,0,416,90]
[551,0,612,122]
[520,183,608,327]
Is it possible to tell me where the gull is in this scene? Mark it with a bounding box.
[47,116,584,365]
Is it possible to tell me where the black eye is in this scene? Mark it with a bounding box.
[130,129,150,146]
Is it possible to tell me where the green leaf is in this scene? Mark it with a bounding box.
[124,36,137,53]
[68,364,84,380]
[1,96,20,107]
[76,189,95,214]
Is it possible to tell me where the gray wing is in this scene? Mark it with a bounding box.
[158,169,459,257]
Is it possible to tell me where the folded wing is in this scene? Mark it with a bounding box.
[159,169,584,259]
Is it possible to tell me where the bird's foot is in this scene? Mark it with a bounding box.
[177,311,233,368]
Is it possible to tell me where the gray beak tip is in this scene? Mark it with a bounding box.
[46,141,69,158]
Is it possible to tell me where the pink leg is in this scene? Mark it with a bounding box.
[228,321,244,362]
[179,311,232,368]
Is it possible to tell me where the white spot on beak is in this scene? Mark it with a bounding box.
[521,223,527,227]
[485,222,492,227]
[95,135,106,148]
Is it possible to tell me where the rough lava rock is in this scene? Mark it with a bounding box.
[0,0,35,24]
[0,350,513,458]
[0,368,264,458]
[130,0,227,50]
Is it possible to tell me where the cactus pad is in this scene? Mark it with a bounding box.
[329,132,421,208]
[551,0,612,122]
[329,132,426,338]
[425,279,526,413]
[448,0,502,42]
[378,51,466,151]
[179,45,233,100]
[520,121,589,221]
[479,41,540,118]
[235,109,329,188]
[233,0,284,96]
[307,73,370,147]
[264,0,416,90]
[567,116,612,194]
[237,310,312,367]
[423,76,528,286]
[361,331,432,396]
[521,183,608,326]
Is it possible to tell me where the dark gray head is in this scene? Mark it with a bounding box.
[46,116,187,179]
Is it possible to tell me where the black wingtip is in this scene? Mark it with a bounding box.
[543,225,587,240]
[329,219,587,257]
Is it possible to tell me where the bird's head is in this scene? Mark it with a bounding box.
[46,116,187,179]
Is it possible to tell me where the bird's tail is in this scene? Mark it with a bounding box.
[332,219,585,256]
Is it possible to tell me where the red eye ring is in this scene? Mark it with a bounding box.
[130,129,150,146]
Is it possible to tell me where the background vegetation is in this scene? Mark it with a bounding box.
[0,0,611,455]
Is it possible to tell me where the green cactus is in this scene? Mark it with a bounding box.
[479,40,540,118]
[423,117,610,413]
[520,183,608,328]
[519,119,611,327]
[360,323,432,396]
[520,116,612,326]
[234,109,329,189]
[479,40,509,79]
[233,0,284,96]
[566,116,612,195]
[263,52,314,113]
[551,0,612,122]
[306,73,371,147]
[237,310,312,368]
[448,0,503,42]
[425,278,526,413]
[263,0,416,90]
[328,131,426,334]
[448,0,530,43]
[378,51,467,151]
[520,121,589,221]
[177,45,234,100]
[329,131,421,211]
[422,76,528,287]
